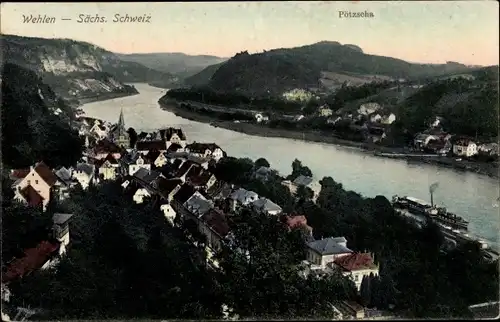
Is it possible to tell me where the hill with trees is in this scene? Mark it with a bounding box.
[1,63,84,168]
[188,41,475,96]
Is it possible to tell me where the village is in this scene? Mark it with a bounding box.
[1,109,393,321]
[168,97,499,163]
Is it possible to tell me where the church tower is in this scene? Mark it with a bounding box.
[111,108,130,148]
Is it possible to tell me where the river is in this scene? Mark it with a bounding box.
[82,83,500,249]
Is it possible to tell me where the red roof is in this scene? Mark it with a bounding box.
[20,185,44,207]
[334,253,377,272]
[2,240,60,283]
[10,168,31,180]
[33,161,58,186]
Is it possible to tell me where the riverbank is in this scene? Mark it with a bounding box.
[77,90,140,106]
[159,100,499,178]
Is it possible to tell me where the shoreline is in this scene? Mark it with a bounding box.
[73,91,140,107]
[159,100,499,179]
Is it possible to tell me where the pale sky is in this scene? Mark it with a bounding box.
[1,1,499,66]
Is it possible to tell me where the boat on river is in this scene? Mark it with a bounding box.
[392,195,469,231]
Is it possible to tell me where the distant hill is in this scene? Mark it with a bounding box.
[116,52,227,80]
[1,34,179,101]
[190,41,476,97]
[183,62,225,86]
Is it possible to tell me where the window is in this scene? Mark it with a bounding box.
[27,180,31,185]
[354,274,359,282]
[35,180,39,184]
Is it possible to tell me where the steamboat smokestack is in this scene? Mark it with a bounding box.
[429,182,439,208]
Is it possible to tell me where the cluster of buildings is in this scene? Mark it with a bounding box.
[413,117,499,158]
[3,110,382,320]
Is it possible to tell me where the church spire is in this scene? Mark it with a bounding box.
[118,108,125,130]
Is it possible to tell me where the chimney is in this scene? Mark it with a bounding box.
[430,191,434,207]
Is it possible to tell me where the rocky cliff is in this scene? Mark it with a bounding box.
[1,34,179,103]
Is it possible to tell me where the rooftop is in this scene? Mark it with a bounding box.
[334,252,378,272]
[2,240,60,283]
[293,175,314,186]
[307,237,352,256]
[52,213,74,225]
[201,208,230,237]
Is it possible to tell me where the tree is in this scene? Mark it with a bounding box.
[287,159,313,181]
[217,208,356,319]
[254,157,270,168]
[127,127,138,148]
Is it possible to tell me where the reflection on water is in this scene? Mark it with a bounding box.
[82,84,500,248]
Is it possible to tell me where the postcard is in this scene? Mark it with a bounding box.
[1,1,499,321]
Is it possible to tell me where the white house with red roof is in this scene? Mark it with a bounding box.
[331,252,379,291]
[11,162,59,211]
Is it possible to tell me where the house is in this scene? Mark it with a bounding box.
[183,191,214,221]
[282,175,321,201]
[478,143,499,156]
[413,133,440,150]
[174,160,200,181]
[108,109,130,148]
[136,141,167,155]
[206,181,234,201]
[95,153,120,181]
[306,237,353,269]
[199,208,231,268]
[318,105,333,117]
[380,113,396,125]
[452,138,478,157]
[187,171,217,191]
[133,188,152,204]
[150,151,169,168]
[89,119,108,139]
[357,103,381,116]
[251,198,282,216]
[120,151,151,176]
[332,252,379,291]
[228,188,259,210]
[2,240,61,283]
[132,168,163,187]
[72,163,95,189]
[369,113,382,123]
[155,177,183,202]
[185,143,226,161]
[11,161,58,211]
[52,213,73,254]
[53,167,78,201]
[171,184,197,221]
[167,142,184,153]
[93,139,124,160]
[333,301,366,319]
[161,128,187,149]
[255,113,269,123]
